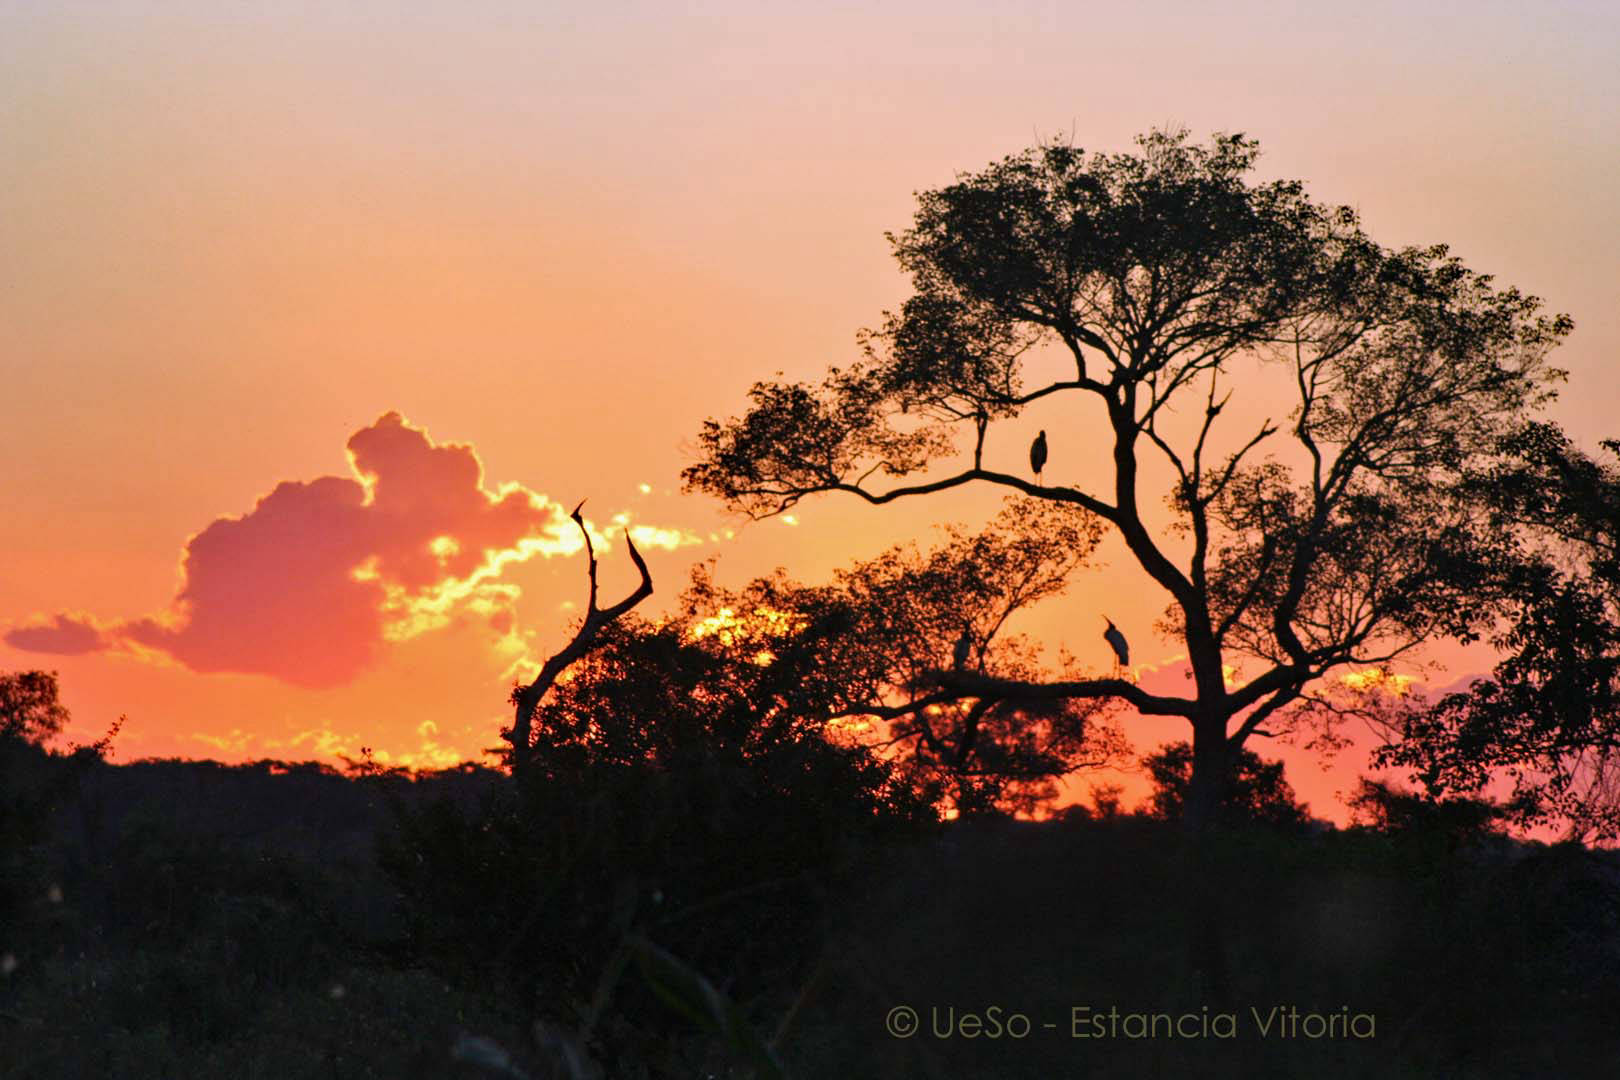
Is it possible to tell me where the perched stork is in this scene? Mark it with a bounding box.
[952,625,973,670]
[1102,616,1129,668]
[1030,430,1048,484]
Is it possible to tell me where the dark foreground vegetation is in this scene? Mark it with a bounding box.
[4,737,1619,1079]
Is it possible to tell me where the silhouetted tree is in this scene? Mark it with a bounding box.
[1,671,106,956]
[503,500,652,777]
[1144,741,1307,828]
[387,570,939,1061]
[1,670,73,926]
[685,129,1571,829]
[523,502,1128,817]
[1347,777,1509,840]
[0,670,70,746]
[1378,426,1620,840]
[418,530,1122,1057]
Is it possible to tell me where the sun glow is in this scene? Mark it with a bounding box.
[826,715,876,739]
[688,604,805,646]
[1341,668,1415,696]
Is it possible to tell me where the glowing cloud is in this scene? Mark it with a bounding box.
[3,612,110,655]
[5,412,697,689]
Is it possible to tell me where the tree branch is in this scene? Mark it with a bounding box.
[1228,684,1303,747]
[506,500,655,775]
[820,468,1120,524]
[938,670,1196,718]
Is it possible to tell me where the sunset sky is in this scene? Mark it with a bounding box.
[3,2,1617,818]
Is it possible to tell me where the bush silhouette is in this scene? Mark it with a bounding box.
[1143,741,1308,828]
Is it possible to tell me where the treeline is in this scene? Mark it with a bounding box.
[5,670,1620,1077]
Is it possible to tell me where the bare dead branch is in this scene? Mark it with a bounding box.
[506,502,655,775]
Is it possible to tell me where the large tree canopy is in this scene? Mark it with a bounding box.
[685,130,1572,826]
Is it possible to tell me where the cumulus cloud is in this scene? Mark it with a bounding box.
[5,411,698,688]
[3,613,110,655]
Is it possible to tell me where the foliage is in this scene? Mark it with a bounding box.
[799,815,1620,1079]
[1347,777,1511,842]
[630,936,787,1079]
[386,624,937,1070]
[0,747,560,1079]
[6,740,1620,1077]
[0,670,71,746]
[795,498,1128,815]
[1377,427,1620,840]
[384,503,1126,1066]
[0,671,111,960]
[0,733,54,942]
[684,128,1572,826]
[1142,741,1308,828]
[380,508,1124,1064]
[509,501,1126,818]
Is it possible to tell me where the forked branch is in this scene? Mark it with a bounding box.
[506,499,654,775]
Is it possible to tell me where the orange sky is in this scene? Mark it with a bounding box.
[3,3,1617,820]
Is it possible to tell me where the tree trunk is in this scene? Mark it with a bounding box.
[1183,715,1228,833]
[1180,712,1232,1001]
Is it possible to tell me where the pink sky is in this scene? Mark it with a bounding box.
[3,3,1617,818]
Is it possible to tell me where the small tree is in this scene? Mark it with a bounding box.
[0,669,70,746]
[1144,741,1307,828]
[686,129,1571,829]
[1,671,78,941]
[1347,778,1509,839]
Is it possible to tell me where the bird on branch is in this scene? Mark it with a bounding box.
[1102,616,1129,669]
[1030,430,1048,484]
[952,625,973,670]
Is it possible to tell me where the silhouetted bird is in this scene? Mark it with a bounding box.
[1103,617,1129,668]
[1030,430,1048,483]
[952,626,973,670]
